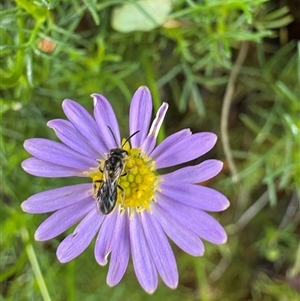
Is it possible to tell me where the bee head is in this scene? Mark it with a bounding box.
[109,148,128,159]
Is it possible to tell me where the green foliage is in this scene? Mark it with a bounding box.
[1,0,299,300]
[238,41,299,204]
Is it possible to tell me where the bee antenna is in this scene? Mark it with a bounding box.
[107,126,140,148]
[122,130,140,148]
[107,126,119,147]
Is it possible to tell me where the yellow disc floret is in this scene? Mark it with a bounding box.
[118,148,158,211]
[88,143,160,214]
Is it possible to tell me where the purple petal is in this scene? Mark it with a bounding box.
[47,119,101,159]
[130,213,158,294]
[24,139,98,170]
[62,99,108,157]
[92,93,120,150]
[21,183,92,213]
[159,182,229,212]
[162,160,223,183]
[154,132,217,169]
[35,197,94,241]
[22,158,85,178]
[141,102,169,155]
[56,209,104,263]
[141,211,178,289]
[158,193,227,244]
[152,203,205,256]
[107,213,130,287]
[129,87,153,148]
[149,129,191,159]
[95,210,118,266]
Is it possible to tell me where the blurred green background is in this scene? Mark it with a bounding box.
[1,0,299,300]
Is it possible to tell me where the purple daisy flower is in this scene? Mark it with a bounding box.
[22,86,229,293]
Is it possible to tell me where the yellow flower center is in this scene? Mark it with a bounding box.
[88,143,159,213]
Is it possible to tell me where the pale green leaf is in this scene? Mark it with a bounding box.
[111,0,172,33]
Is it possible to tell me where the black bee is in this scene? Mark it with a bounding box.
[103,147,129,182]
[94,130,139,215]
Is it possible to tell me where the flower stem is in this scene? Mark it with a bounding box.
[21,228,52,301]
[220,42,248,183]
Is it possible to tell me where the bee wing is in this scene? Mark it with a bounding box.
[102,168,111,181]
[109,179,118,196]
[112,165,123,180]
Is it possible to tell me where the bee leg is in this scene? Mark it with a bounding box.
[121,167,134,177]
[117,184,124,193]
[93,179,103,188]
[93,179,103,196]
[96,160,103,173]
